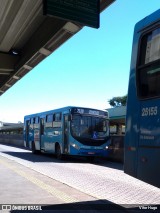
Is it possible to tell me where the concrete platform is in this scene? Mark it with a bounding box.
[0,155,125,213]
[0,144,160,212]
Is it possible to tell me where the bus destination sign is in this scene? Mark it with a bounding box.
[71,108,108,117]
[43,0,100,29]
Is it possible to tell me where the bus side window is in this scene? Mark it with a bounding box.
[53,113,62,128]
[35,117,39,124]
[25,120,30,132]
[137,27,160,99]
[54,113,62,121]
[46,114,53,128]
[33,117,39,129]
[46,114,53,122]
[41,118,44,135]
[30,118,35,129]
[31,118,34,124]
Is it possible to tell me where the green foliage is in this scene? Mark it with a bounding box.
[108,95,127,107]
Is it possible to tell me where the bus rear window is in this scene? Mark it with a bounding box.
[137,27,160,98]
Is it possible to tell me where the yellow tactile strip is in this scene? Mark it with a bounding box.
[0,157,79,204]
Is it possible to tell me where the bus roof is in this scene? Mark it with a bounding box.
[24,106,108,119]
[135,9,160,32]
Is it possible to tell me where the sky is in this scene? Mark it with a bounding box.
[0,0,160,123]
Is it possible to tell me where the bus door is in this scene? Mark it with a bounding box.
[63,114,69,154]
[25,120,30,147]
[40,118,45,150]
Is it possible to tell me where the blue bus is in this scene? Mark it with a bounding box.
[24,106,110,160]
[124,9,160,188]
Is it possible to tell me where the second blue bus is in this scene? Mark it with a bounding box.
[24,106,110,160]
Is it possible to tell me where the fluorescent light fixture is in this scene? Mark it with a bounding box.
[11,49,19,55]
[63,22,80,34]
[23,65,32,70]
[5,84,11,87]
[12,75,20,80]
[39,47,51,56]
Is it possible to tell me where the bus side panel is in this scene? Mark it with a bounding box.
[34,125,40,151]
[44,124,62,153]
[44,126,55,153]
[137,100,160,187]
[137,147,160,187]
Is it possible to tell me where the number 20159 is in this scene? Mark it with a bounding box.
[142,106,158,116]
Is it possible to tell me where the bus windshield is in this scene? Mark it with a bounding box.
[71,115,109,140]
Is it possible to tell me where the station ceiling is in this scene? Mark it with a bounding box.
[0,0,115,95]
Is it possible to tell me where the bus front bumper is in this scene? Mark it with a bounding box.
[70,144,109,157]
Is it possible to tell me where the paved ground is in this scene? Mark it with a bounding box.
[0,144,160,212]
[1,155,120,212]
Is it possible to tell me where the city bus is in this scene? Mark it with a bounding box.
[124,9,160,188]
[24,106,110,160]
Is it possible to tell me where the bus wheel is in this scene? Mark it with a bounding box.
[55,144,63,160]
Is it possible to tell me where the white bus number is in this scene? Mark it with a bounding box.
[142,106,158,116]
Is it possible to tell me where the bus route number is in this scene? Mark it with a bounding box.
[142,106,158,116]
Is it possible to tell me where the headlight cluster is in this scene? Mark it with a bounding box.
[71,143,79,150]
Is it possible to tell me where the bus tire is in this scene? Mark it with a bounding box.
[55,144,63,160]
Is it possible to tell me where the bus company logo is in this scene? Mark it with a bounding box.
[1,205,42,211]
[2,205,11,210]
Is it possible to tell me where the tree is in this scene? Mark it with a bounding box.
[108,95,127,107]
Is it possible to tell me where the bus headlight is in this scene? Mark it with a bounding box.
[105,146,109,150]
[71,143,79,150]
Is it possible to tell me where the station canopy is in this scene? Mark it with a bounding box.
[107,106,126,125]
[0,0,115,95]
